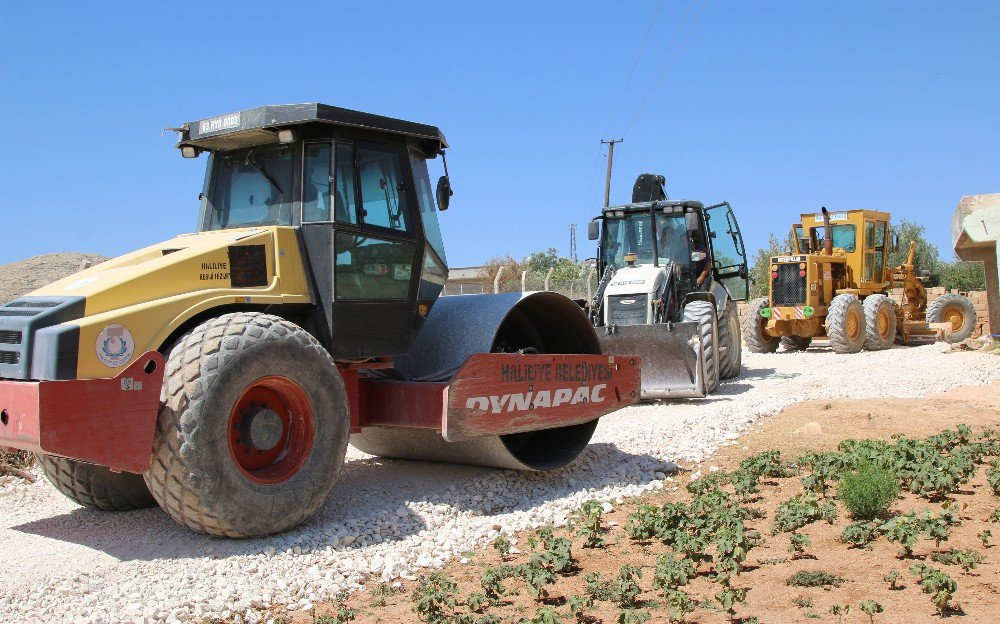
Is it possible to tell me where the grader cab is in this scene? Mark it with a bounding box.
[744,207,977,354]
[0,103,642,538]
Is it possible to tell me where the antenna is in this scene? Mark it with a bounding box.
[569,223,578,262]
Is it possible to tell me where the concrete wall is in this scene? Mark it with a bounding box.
[953,194,1000,338]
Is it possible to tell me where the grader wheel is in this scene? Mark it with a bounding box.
[742,297,779,353]
[927,293,978,343]
[826,293,866,354]
[863,294,896,351]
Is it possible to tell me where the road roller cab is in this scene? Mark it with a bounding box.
[0,104,642,538]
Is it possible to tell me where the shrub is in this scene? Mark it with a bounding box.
[838,465,899,520]
[910,563,958,615]
[786,571,844,588]
[412,573,458,624]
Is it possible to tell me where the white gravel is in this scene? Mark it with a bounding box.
[0,343,996,623]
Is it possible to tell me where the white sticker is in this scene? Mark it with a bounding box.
[199,112,241,134]
[813,213,848,222]
[96,324,135,368]
[65,276,99,290]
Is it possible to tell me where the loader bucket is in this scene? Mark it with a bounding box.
[598,322,706,399]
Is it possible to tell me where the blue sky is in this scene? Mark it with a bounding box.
[0,2,997,268]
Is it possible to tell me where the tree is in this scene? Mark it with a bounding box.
[888,220,941,285]
[480,254,526,293]
[939,261,986,291]
[525,248,587,282]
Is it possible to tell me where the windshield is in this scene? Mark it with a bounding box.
[601,210,689,269]
[203,145,294,230]
[812,224,857,252]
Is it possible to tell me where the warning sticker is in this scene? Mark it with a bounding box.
[96,324,135,368]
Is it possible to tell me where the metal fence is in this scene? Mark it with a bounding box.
[444,268,599,301]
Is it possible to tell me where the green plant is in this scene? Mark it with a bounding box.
[829,604,851,623]
[617,609,651,624]
[466,592,488,613]
[492,535,512,560]
[880,512,921,557]
[772,492,837,534]
[731,450,792,498]
[715,586,747,621]
[370,582,402,607]
[859,600,884,623]
[793,596,813,608]
[412,573,458,624]
[520,557,557,601]
[979,529,992,547]
[884,570,902,590]
[625,505,661,542]
[614,564,643,608]
[652,552,696,592]
[662,589,695,623]
[481,565,517,600]
[788,532,811,558]
[539,530,574,574]
[584,572,616,602]
[523,606,563,624]
[573,500,607,548]
[475,616,502,624]
[988,464,1000,496]
[841,521,880,548]
[838,465,899,519]
[991,507,1000,523]
[910,563,958,615]
[931,548,982,572]
[566,594,593,622]
[786,571,844,588]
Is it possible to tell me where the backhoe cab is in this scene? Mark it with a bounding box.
[587,174,749,399]
[744,207,978,354]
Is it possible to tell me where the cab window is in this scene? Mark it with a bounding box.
[357,147,409,232]
[302,143,332,222]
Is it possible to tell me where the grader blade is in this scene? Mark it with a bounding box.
[598,322,706,399]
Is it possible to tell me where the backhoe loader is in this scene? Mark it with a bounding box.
[586,174,749,398]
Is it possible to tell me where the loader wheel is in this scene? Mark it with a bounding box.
[826,294,865,354]
[683,300,719,394]
[780,336,812,351]
[863,294,896,351]
[927,293,977,343]
[35,453,156,511]
[718,299,742,380]
[144,312,349,538]
[742,297,779,353]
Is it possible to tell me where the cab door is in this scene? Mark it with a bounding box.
[705,202,749,300]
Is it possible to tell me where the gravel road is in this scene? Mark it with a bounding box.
[1,343,997,623]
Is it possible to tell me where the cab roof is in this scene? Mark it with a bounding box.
[175,103,448,153]
[605,199,704,213]
[799,208,891,224]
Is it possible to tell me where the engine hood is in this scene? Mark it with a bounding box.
[604,264,668,297]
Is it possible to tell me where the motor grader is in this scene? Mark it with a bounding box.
[744,207,978,354]
[0,103,641,538]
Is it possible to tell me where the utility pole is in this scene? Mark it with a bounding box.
[568,223,578,262]
[601,138,623,208]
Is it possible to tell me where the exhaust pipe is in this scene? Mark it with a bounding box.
[821,206,833,255]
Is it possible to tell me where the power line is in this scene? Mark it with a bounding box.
[602,0,664,137]
[622,0,710,138]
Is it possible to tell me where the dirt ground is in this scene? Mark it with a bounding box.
[306,382,1000,624]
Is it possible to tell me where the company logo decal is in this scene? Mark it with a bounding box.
[465,384,607,414]
[96,324,135,368]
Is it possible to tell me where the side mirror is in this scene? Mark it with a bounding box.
[435,176,453,211]
[685,211,700,232]
[891,233,899,253]
[587,221,600,240]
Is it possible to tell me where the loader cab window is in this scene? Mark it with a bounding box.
[602,211,657,269]
[793,225,809,253]
[863,220,888,282]
[654,213,690,267]
[203,145,294,230]
[813,225,856,253]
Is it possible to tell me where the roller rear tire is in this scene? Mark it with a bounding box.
[826,294,865,354]
[144,312,349,538]
[927,293,977,343]
[742,297,779,353]
[718,299,742,380]
[36,454,156,511]
[863,294,896,351]
[683,300,719,394]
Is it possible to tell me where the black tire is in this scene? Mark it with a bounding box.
[682,300,719,394]
[718,299,742,380]
[927,293,978,343]
[863,294,896,351]
[780,336,812,351]
[826,294,865,354]
[742,297,779,353]
[144,312,349,538]
[36,453,156,511]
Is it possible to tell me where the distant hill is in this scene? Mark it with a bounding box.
[0,252,108,304]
